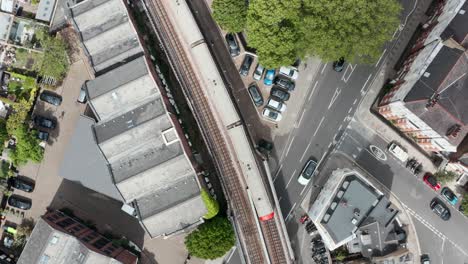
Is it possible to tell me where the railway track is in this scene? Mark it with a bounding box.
[141,0,271,263]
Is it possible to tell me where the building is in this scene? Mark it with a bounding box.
[35,0,58,23]
[378,0,467,156]
[17,210,138,264]
[60,0,207,238]
[308,169,399,254]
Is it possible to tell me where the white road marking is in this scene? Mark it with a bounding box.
[321,63,327,74]
[375,49,387,67]
[313,117,325,137]
[285,169,297,189]
[308,81,319,101]
[299,185,308,196]
[328,87,341,109]
[285,202,297,220]
[299,141,313,162]
[284,136,295,157]
[278,196,282,203]
[327,142,332,149]
[273,164,283,182]
[341,64,356,83]
[353,98,358,105]
[348,107,353,114]
[297,110,306,127]
[360,74,373,95]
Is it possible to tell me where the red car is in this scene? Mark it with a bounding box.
[423,173,441,191]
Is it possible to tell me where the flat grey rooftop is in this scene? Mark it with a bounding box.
[0,12,12,41]
[441,1,468,46]
[59,116,122,201]
[35,0,57,22]
[322,176,380,243]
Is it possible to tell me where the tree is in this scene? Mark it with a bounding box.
[298,0,401,63]
[185,216,235,259]
[6,98,32,135]
[201,189,219,219]
[246,0,301,68]
[0,119,8,144]
[461,194,468,216]
[36,29,69,79]
[434,170,457,184]
[212,0,247,33]
[9,125,44,166]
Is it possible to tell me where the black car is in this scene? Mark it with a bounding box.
[430,198,450,221]
[37,130,49,141]
[7,195,32,210]
[333,57,345,72]
[247,83,263,107]
[34,116,56,129]
[270,87,290,101]
[420,254,430,264]
[40,91,62,106]
[9,177,35,192]
[274,77,295,91]
[239,55,253,76]
[257,139,273,156]
[225,33,240,57]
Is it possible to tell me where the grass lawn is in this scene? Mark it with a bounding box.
[7,72,37,100]
[12,48,43,72]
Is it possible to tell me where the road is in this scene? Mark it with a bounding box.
[335,119,468,263]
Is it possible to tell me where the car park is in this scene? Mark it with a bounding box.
[253,64,265,81]
[423,173,441,191]
[9,177,35,192]
[333,57,345,72]
[262,108,282,122]
[248,83,264,107]
[274,77,295,91]
[39,91,62,106]
[225,33,240,57]
[7,195,32,210]
[430,198,450,221]
[264,69,275,86]
[239,55,253,76]
[37,130,49,141]
[279,66,299,80]
[77,86,87,103]
[266,98,287,112]
[441,187,458,205]
[298,158,318,185]
[270,87,290,101]
[387,142,408,162]
[34,116,56,129]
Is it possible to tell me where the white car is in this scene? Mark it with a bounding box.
[388,142,408,162]
[262,108,282,122]
[279,66,299,80]
[253,64,265,81]
[298,159,317,185]
[267,98,287,112]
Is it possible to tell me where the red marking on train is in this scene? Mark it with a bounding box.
[259,212,275,221]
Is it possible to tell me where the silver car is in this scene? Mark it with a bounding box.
[253,64,265,80]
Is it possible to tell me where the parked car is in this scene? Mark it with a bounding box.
[9,177,35,192]
[279,66,299,80]
[441,187,458,205]
[266,98,287,112]
[37,130,49,141]
[333,57,345,72]
[248,83,263,107]
[423,173,441,191]
[264,69,275,86]
[34,116,56,129]
[270,87,290,101]
[253,64,265,81]
[420,254,430,264]
[225,33,240,57]
[262,108,282,122]
[7,195,32,210]
[40,91,62,106]
[387,142,408,162]
[430,198,450,221]
[239,55,253,76]
[257,139,273,156]
[274,77,295,91]
[77,86,87,103]
[298,158,318,185]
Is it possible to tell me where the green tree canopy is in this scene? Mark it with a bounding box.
[246,0,301,68]
[434,170,457,184]
[185,216,235,259]
[212,0,247,33]
[297,0,401,63]
[36,29,69,79]
[201,189,219,219]
[6,98,33,135]
[461,194,468,216]
[0,119,8,144]
[9,125,44,166]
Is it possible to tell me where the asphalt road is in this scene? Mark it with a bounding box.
[335,119,468,263]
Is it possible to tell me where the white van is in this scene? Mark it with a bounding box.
[388,142,408,162]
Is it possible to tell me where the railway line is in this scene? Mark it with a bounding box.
[139,0,289,263]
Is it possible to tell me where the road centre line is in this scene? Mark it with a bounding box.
[300,141,313,162]
[285,202,297,220]
[273,164,283,181]
[284,136,295,157]
[321,63,328,74]
[285,169,297,189]
[313,117,325,137]
[308,81,319,101]
[297,110,306,127]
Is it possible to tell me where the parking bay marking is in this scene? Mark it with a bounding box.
[328,87,341,109]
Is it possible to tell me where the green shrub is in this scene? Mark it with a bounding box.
[201,189,219,219]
